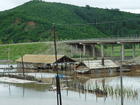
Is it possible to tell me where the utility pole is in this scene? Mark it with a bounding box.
[52,23,62,105]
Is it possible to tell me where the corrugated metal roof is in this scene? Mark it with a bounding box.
[83,60,119,69]
[16,54,65,64]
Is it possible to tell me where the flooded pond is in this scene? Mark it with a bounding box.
[0,64,139,105]
[0,76,140,105]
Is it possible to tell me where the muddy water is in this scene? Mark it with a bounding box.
[0,76,140,105]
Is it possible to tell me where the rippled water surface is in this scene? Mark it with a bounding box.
[0,75,140,105]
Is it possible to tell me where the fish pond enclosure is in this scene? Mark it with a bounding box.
[0,76,140,105]
[0,64,140,105]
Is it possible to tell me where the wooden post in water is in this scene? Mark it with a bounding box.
[7,43,11,76]
[21,56,25,77]
[22,84,25,97]
[120,62,124,105]
[101,57,105,66]
[8,84,11,96]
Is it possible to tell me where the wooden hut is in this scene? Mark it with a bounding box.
[75,60,120,74]
[16,54,76,71]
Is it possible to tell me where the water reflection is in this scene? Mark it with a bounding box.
[69,76,138,99]
[0,76,140,105]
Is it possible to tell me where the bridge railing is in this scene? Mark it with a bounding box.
[62,36,140,43]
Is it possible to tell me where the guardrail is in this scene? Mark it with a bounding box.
[62,37,140,44]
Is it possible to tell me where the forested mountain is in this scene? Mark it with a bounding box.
[0,0,140,43]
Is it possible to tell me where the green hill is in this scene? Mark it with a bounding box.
[0,42,74,60]
[0,0,140,43]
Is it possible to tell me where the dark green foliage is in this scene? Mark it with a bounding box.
[0,1,140,43]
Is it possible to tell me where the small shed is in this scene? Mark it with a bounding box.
[75,60,120,74]
[16,54,76,70]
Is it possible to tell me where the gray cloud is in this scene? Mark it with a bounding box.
[45,0,140,10]
[92,0,140,9]
[0,0,30,11]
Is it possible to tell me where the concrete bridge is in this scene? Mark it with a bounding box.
[63,37,140,61]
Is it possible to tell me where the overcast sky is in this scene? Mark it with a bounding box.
[0,0,140,14]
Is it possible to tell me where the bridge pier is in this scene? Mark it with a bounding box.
[75,44,78,53]
[71,44,78,54]
[132,44,136,58]
[70,45,73,56]
[111,45,114,57]
[121,43,125,61]
[91,44,96,58]
[83,44,86,56]
[100,44,104,58]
